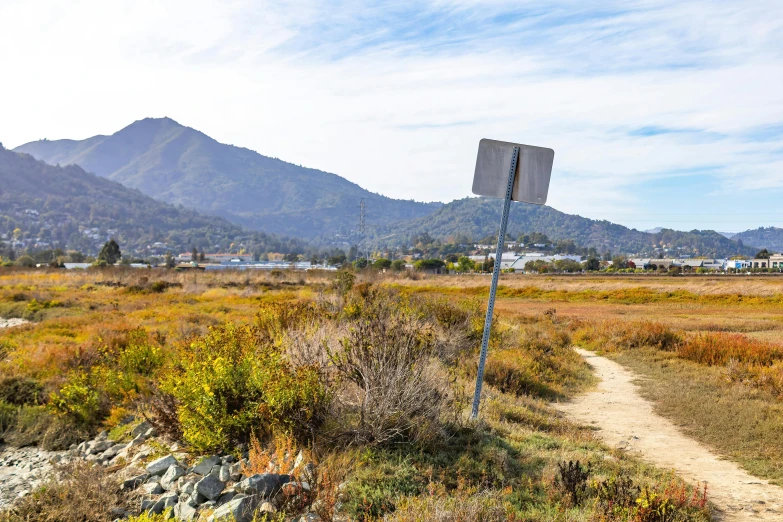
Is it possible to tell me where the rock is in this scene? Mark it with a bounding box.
[146,475,161,484]
[301,463,317,484]
[259,501,276,514]
[217,489,236,506]
[131,421,152,438]
[161,465,187,491]
[210,464,222,477]
[195,474,225,501]
[127,434,146,449]
[221,455,236,464]
[174,501,197,521]
[91,440,114,454]
[218,464,231,482]
[96,430,108,441]
[207,495,260,522]
[192,455,221,476]
[149,492,178,515]
[295,514,322,522]
[142,482,164,495]
[229,462,243,481]
[170,443,180,452]
[140,497,157,512]
[147,455,179,476]
[291,450,304,473]
[236,473,290,498]
[132,449,151,463]
[178,477,198,496]
[122,473,150,491]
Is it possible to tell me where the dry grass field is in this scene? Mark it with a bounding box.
[0,267,719,521]
[399,273,783,485]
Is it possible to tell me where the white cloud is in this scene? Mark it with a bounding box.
[1,0,782,231]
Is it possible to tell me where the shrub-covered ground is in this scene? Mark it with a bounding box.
[0,268,714,521]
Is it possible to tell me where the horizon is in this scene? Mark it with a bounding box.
[2,1,783,233]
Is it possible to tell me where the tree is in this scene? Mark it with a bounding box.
[164,252,176,268]
[585,257,600,271]
[414,259,445,271]
[391,260,406,271]
[755,249,771,259]
[15,255,35,268]
[457,256,475,272]
[98,239,121,265]
[374,258,392,270]
[192,246,198,262]
[612,256,628,269]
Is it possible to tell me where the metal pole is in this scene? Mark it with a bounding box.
[471,146,519,419]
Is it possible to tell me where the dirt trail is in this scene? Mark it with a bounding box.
[556,348,783,521]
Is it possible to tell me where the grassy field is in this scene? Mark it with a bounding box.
[0,267,717,521]
[434,273,783,486]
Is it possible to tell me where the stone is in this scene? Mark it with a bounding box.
[301,463,317,484]
[210,464,222,477]
[132,449,152,463]
[259,501,276,513]
[122,473,150,491]
[221,455,236,464]
[174,501,197,521]
[131,421,152,438]
[192,455,221,476]
[91,440,114,454]
[147,455,179,476]
[195,474,225,501]
[295,514,322,522]
[217,489,236,506]
[207,495,260,522]
[218,464,231,482]
[161,465,187,491]
[96,430,108,441]
[291,450,304,473]
[142,482,164,495]
[140,497,156,512]
[229,462,243,482]
[236,473,290,499]
[149,492,178,515]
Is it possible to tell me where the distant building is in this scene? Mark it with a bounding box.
[771,254,783,269]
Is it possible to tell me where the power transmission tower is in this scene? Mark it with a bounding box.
[359,198,366,263]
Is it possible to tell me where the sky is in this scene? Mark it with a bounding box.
[1,0,783,233]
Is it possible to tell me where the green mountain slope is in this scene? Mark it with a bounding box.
[0,145,303,256]
[375,197,756,258]
[732,227,783,253]
[14,118,441,239]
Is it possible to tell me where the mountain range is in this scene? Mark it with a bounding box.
[0,145,303,256]
[15,118,440,240]
[10,117,782,258]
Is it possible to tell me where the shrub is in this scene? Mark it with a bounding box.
[555,460,590,506]
[2,404,85,449]
[679,333,783,366]
[0,461,136,521]
[0,376,45,405]
[573,321,681,353]
[328,287,449,445]
[162,321,327,451]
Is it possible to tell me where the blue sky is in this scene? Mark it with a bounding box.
[1,0,782,232]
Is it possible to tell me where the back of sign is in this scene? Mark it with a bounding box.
[472,139,554,204]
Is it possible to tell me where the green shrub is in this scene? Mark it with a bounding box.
[0,376,45,405]
[162,321,327,452]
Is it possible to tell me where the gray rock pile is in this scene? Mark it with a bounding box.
[2,420,325,521]
[0,445,67,509]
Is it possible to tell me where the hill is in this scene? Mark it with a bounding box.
[0,145,304,256]
[733,227,783,253]
[375,196,756,258]
[14,118,441,239]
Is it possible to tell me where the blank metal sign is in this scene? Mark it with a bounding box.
[472,139,554,204]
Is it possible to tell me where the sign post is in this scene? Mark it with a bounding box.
[470,139,554,419]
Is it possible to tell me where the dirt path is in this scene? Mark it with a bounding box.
[556,348,783,521]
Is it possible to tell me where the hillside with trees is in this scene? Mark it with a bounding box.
[375,196,756,258]
[732,227,783,252]
[0,145,305,257]
[14,117,441,239]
